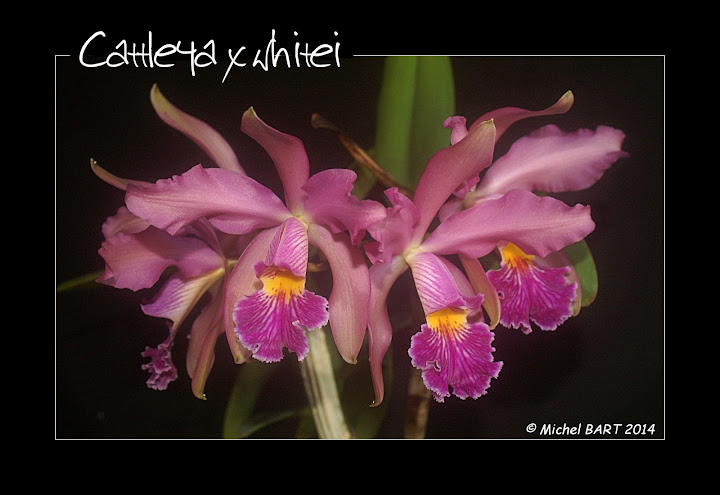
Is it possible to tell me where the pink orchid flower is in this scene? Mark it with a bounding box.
[124,90,385,370]
[440,92,629,334]
[365,107,597,405]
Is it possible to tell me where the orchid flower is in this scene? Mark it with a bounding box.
[439,92,629,334]
[366,111,597,405]
[124,91,385,367]
[93,163,249,399]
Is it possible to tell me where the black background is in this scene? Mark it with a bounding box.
[55,29,664,439]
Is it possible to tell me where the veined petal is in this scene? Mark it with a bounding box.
[150,85,244,174]
[241,107,309,213]
[101,206,149,239]
[97,227,224,291]
[408,252,483,316]
[308,223,370,364]
[365,188,419,264]
[256,218,309,278]
[223,227,280,364]
[460,255,501,330]
[233,221,328,361]
[141,267,225,332]
[487,242,577,333]
[421,189,595,260]
[125,164,290,236]
[302,169,386,245]
[368,256,409,407]
[469,90,574,142]
[141,335,178,391]
[411,119,496,244]
[475,124,629,197]
[409,314,502,403]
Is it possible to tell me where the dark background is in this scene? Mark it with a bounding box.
[55,30,664,439]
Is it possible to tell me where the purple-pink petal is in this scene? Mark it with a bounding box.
[255,218,309,278]
[409,252,483,316]
[97,226,224,291]
[487,244,578,333]
[186,286,225,399]
[475,124,629,197]
[469,90,574,143]
[150,85,245,174]
[409,318,502,403]
[365,187,419,264]
[100,206,150,239]
[241,107,310,213]
[141,335,179,391]
[125,164,290,236]
[421,189,595,260]
[308,223,370,364]
[302,169,386,245]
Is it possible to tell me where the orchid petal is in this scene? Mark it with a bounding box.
[241,107,309,213]
[141,335,178,391]
[408,252,483,316]
[411,119,496,244]
[97,227,224,291]
[444,116,468,145]
[365,187,419,264]
[91,159,151,191]
[460,255,502,329]
[223,227,280,364]
[308,223,370,364]
[141,268,225,332]
[368,256,409,407]
[421,189,595,259]
[186,285,225,399]
[469,90,574,142]
[100,206,149,239]
[125,164,290,236]
[302,169,387,245]
[255,218,309,278]
[475,124,629,197]
[150,85,244,174]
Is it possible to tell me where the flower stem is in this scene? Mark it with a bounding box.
[300,328,353,439]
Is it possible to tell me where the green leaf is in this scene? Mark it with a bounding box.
[563,239,599,307]
[408,56,455,188]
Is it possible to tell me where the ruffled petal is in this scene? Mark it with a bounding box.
[469,90,574,142]
[365,188,419,264]
[308,223,370,364]
[233,220,328,361]
[421,189,595,260]
[97,226,224,291]
[487,242,578,333]
[408,252,483,316]
[223,227,280,364]
[125,164,291,235]
[141,335,178,391]
[368,256,409,406]
[411,119,496,244]
[150,85,244,174]
[475,124,629,197]
[408,313,502,403]
[302,169,386,245]
[241,107,309,213]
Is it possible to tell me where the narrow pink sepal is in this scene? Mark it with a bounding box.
[241,107,309,213]
[150,85,244,174]
[233,285,329,362]
[470,90,574,142]
[367,256,409,406]
[125,164,290,236]
[460,255,502,329]
[365,188,419,264]
[186,286,224,399]
[408,320,502,403]
[411,119,496,243]
[308,223,370,364]
[91,159,151,191]
[476,124,629,197]
[97,226,223,291]
[223,227,280,364]
[487,259,577,333]
[255,218,308,278]
[302,169,387,245]
[421,189,595,260]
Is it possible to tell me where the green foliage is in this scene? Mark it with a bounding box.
[563,239,599,307]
